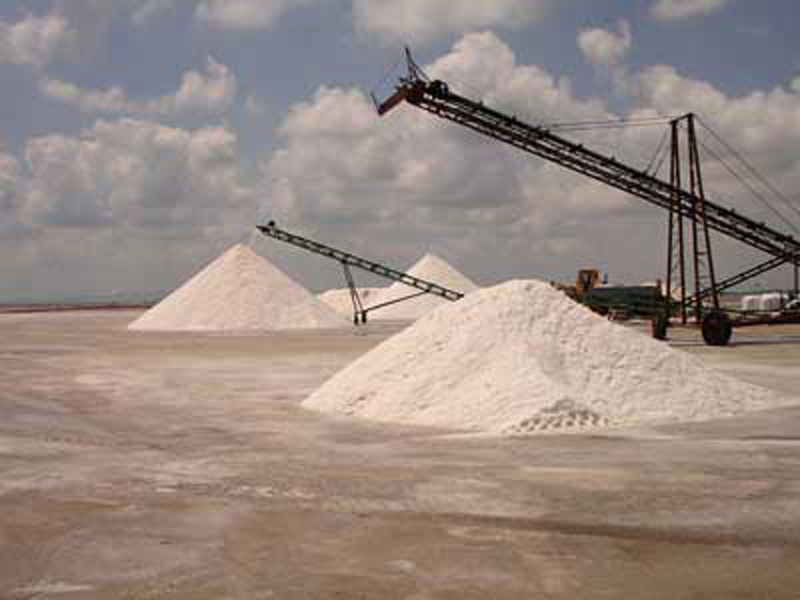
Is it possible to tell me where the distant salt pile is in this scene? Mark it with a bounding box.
[370,253,478,320]
[129,244,347,331]
[304,280,784,435]
[318,287,384,317]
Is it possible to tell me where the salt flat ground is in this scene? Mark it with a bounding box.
[1,310,799,599]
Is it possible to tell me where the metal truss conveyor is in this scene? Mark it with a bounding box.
[256,221,463,324]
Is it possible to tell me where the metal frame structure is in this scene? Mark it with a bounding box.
[256,221,463,323]
[666,118,688,324]
[666,114,720,324]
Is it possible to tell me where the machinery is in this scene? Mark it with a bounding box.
[375,50,800,345]
[575,269,601,296]
[572,269,664,320]
[256,221,462,324]
[558,269,666,335]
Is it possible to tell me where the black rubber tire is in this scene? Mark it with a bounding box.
[701,310,732,346]
[651,314,669,341]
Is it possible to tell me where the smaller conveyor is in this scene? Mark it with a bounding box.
[256,221,463,324]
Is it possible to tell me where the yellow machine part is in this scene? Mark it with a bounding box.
[576,269,601,295]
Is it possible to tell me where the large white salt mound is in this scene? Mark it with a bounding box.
[129,244,347,331]
[318,287,384,317]
[304,280,786,435]
[369,253,478,320]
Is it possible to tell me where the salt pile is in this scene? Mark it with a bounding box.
[304,280,784,435]
[369,253,478,320]
[318,287,383,316]
[129,244,347,331]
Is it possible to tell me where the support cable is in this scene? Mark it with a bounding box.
[697,117,800,223]
[644,127,671,176]
[697,138,800,235]
[545,116,675,131]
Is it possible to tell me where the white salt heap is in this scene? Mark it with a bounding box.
[129,244,347,331]
[369,253,478,320]
[318,287,383,317]
[304,280,786,435]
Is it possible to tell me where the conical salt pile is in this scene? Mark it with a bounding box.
[369,253,478,320]
[304,280,787,435]
[129,244,347,331]
[318,287,384,317]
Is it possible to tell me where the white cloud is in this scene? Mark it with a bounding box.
[131,0,179,26]
[0,152,23,222]
[577,20,631,68]
[0,151,31,239]
[0,118,260,300]
[651,0,728,22]
[352,0,552,43]
[194,0,553,40]
[173,57,238,113]
[194,0,319,30]
[424,32,609,122]
[0,152,22,208]
[21,119,251,235]
[0,12,75,66]
[39,57,237,117]
[577,20,635,96]
[39,78,133,114]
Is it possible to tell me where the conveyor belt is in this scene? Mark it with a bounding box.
[256,221,463,323]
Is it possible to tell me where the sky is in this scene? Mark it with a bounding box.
[1,0,799,302]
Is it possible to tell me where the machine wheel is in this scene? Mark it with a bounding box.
[651,313,669,341]
[701,310,732,346]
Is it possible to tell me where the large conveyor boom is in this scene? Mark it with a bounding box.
[256,221,464,301]
[378,75,800,285]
